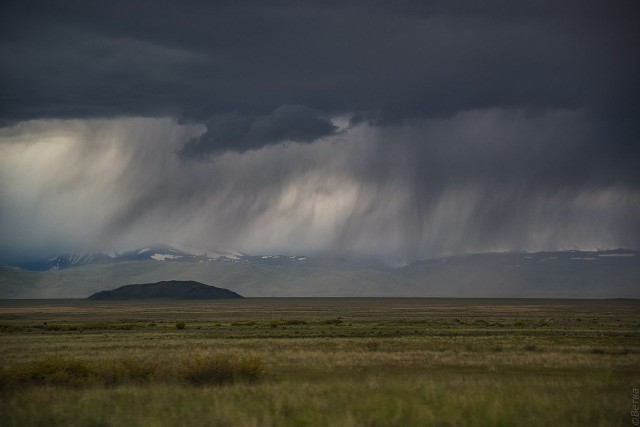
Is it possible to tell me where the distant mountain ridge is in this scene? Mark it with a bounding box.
[14,245,246,271]
[1,248,638,299]
[88,280,242,300]
[11,244,321,272]
[11,245,638,272]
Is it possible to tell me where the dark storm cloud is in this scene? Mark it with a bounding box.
[2,1,638,126]
[178,105,337,158]
[1,1,640,261]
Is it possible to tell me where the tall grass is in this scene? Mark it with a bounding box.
[0,356,264,389]
[1,359,95,387]
[0,373,630,427]
[180,355,263,385]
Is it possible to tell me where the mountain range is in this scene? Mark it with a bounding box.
[1,245,638,298]
[13,244,246,271]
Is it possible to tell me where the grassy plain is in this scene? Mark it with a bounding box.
[1,298,639,426]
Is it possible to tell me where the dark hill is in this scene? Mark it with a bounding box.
[87,280,243,300]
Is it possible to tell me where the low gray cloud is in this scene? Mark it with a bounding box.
[2,2,638,128]
[178,105,338,158]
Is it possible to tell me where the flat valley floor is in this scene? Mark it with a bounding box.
[1,298,639,426]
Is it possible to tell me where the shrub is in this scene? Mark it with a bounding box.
[283,319,307,325]
[0,324,23,333]
[43,323,143,331]
[102,358,159,385]
[320,317,344,325]
[230,321,256,326]
[365,340,380,351]
[180,356,263,385]
[269,319,307,328]
[4,359,95,387]
[176,321,186,330]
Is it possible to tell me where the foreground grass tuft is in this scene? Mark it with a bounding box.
[1,359,95,387]
[180,356,263,385]
[1,356,264,389]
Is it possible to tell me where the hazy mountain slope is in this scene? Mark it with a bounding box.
[399,251,640,298]
[0,267,44,298]
[1,250,638,298]
[1,259,395,298]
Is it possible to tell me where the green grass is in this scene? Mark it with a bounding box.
[0,355,263,388]
[0,298,639,426]
[2,374,630,427]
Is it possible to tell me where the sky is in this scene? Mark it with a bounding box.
[1,1,639,263]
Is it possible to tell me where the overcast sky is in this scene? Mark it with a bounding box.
[1,1,639,262]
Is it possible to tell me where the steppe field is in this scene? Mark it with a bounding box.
[1,298,639,426]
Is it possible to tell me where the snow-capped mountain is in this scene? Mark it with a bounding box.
[15,244,248,271]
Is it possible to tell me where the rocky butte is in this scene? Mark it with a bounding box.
[87,281,243,300]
